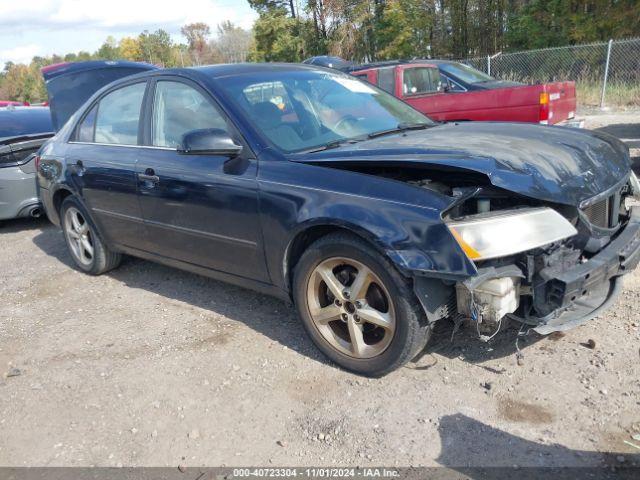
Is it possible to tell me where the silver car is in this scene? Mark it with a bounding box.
[0,106,53,221]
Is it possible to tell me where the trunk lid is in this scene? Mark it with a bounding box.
[42,60,157,131]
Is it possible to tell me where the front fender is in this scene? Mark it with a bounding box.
[297,202,476,274]
[260,183,477,292]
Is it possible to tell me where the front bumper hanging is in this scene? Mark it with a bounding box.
[451,207,640,335]
[526,207,640,334]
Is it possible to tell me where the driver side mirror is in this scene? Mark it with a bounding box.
[177,128,243,157]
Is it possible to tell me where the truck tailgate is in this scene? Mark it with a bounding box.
[545,81,576,125]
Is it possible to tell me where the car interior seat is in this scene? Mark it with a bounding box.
[251,101,302,150]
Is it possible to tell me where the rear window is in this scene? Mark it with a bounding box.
[439,63,493,84]
[94,82,146,145]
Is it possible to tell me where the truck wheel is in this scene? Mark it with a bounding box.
[60,196,121,275]
[293,232,432,377]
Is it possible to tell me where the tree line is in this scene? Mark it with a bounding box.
[249,0,640,62]
[1,0,638,102]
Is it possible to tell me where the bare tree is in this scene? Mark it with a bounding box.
[212,21,252,63]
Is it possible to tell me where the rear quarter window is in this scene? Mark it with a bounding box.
[76,105,97,142]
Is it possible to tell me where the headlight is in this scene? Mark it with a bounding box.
[447,207,577,261]
[630,171,640,199]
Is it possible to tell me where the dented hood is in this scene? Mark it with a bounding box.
[293,122,631,207]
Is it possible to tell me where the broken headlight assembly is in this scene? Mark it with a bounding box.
[446,207,578,261]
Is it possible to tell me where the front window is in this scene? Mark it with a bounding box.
[439,63,494,84]
[152,81,228,148]
[217,70,433,153]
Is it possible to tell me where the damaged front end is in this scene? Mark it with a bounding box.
[441,175,640,335]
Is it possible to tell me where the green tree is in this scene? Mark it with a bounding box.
[248,0,297,17]
[249,10,304,61]
[96,36,121,60]
[138,29,175,66]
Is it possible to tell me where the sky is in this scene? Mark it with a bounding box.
[0,0,258,66]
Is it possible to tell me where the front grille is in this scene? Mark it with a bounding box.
[581,189,623,229]
[582,197,611,228]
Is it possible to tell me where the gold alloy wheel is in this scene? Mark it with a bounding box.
[306,257,396,359]
[64,207,94,267]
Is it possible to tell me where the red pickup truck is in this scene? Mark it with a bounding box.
[0,101,30,107]
[348,60,580,126]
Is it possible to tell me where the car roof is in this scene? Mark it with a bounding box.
[348,59,457,72]
[101,62,335,87]
[189,62,328,78]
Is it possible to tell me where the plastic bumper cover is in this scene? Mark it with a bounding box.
[527,207,640,334]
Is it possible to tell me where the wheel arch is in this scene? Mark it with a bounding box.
[283,220,406,299]
[282,220,462,324]
[54,189,112,251]
[48,186,75,225]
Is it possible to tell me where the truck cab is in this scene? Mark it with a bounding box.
[350,61,580,126]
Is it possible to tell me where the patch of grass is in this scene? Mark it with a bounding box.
[576,80,640,107]
[497,72,639,108]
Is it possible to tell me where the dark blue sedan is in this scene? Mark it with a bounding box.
[37,61,640,376]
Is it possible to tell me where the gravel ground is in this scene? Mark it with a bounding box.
[1,113,639,469]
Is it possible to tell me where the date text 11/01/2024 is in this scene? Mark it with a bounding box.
[233,468,401,477]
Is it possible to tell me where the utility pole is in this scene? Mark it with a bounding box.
[600,39,613,109]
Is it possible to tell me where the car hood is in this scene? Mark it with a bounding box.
[292,122,631,207]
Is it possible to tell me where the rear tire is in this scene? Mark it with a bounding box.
[60,196,121,275]
[293,232,432,377]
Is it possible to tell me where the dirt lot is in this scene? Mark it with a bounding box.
[1,113,639,469]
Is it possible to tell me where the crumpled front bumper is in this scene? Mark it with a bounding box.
[528,207,640,334]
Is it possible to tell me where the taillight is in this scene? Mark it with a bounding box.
[35,155,41,172]
[539,92,549,124]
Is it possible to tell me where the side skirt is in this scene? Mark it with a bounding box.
[115,243,291,304]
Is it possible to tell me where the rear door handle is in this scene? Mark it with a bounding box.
[75,160,85,176]
[138,173,160,182]
[138,168,160,184]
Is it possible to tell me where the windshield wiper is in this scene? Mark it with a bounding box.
[300,139,347,154]
[300,135,370,154]
[367,122,432,139]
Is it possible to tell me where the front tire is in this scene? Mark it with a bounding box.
[60,196,121,275]
[293,233,431,377]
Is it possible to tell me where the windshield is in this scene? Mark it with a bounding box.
[439,63,494,84]
[216,70,434,153]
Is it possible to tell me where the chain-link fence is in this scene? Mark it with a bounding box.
[464,38,640,108]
